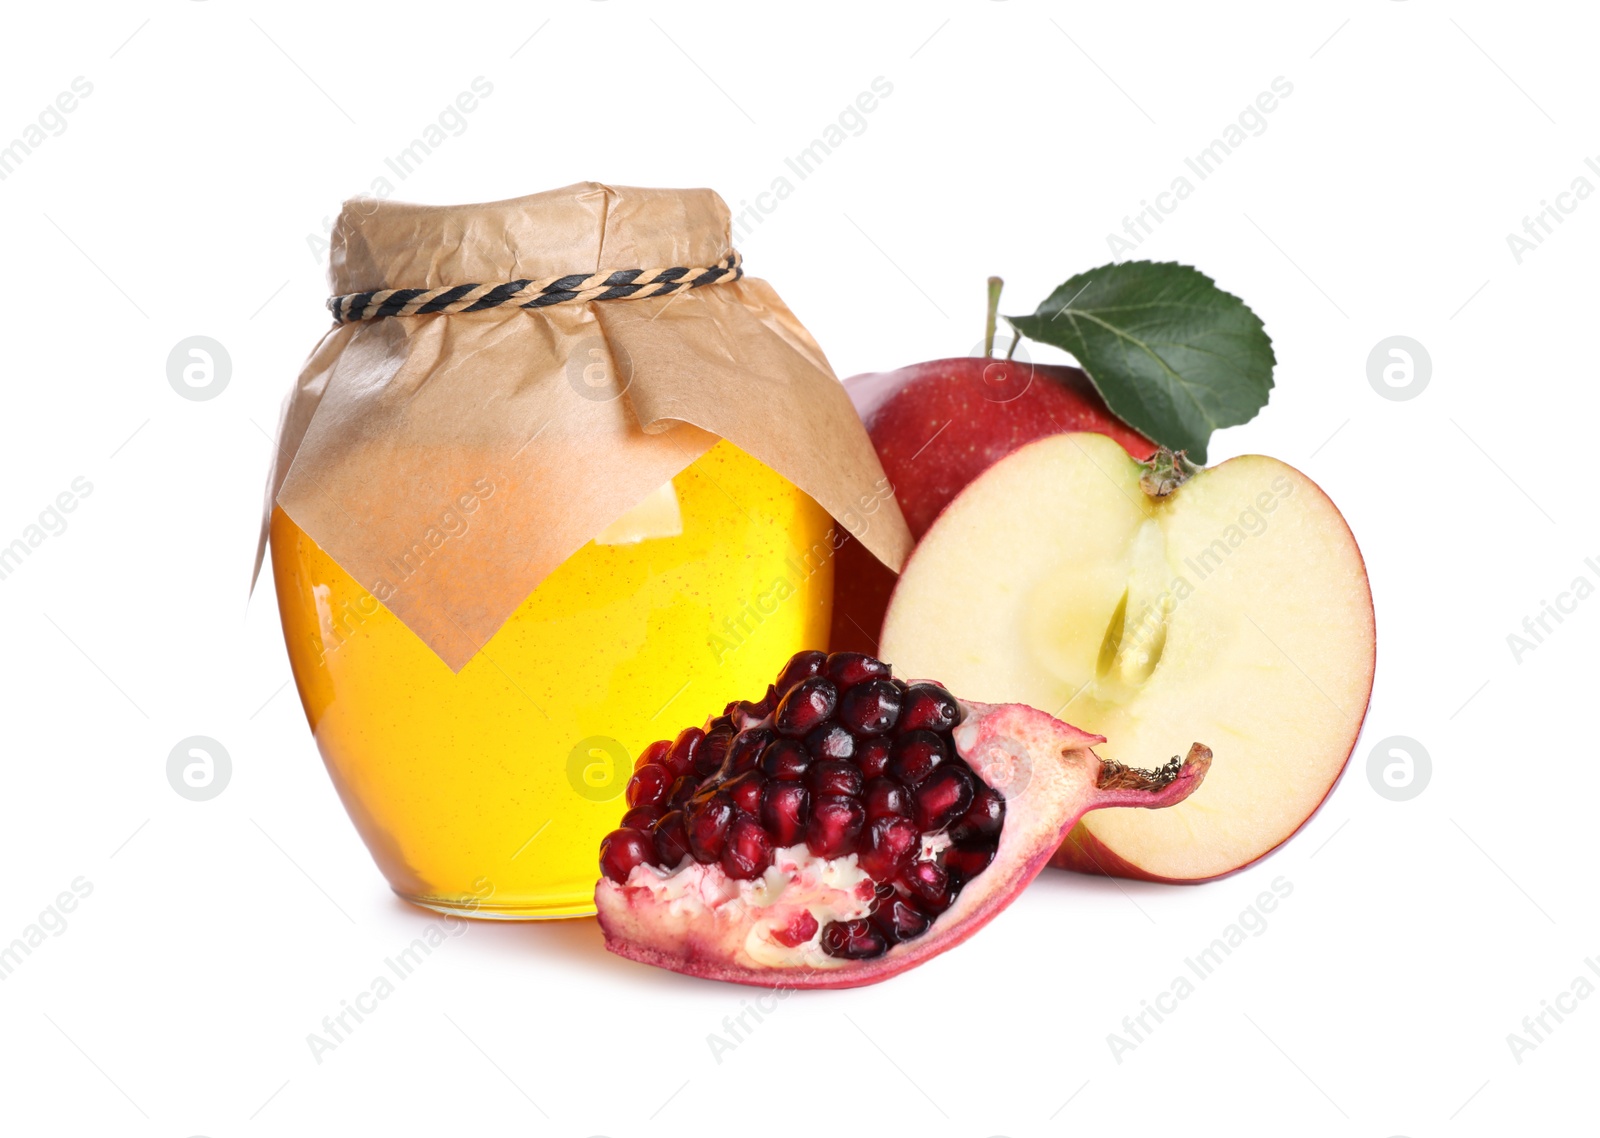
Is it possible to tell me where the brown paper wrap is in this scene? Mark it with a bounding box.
[257,182,911,671]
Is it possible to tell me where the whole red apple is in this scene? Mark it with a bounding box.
[829,355,1155,655]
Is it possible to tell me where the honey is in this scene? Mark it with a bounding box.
[271,440,834,917]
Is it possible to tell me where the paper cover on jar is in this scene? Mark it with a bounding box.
[254,182,912,671]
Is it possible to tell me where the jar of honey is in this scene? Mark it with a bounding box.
[259,184,908,918]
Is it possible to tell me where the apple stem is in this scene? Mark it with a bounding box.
[984,276,1003,358]
[1138,448,1201,498]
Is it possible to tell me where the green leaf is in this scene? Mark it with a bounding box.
[1005,261,1274,464]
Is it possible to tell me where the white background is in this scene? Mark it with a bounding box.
[0,2,1592,1135]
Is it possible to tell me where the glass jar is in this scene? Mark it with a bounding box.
[272,439,834,917]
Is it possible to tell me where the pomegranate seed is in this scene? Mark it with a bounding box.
[664,727,704,777]
[838,679,902,735]
[726,685,779,729]
[776,649,828,695]
[599,828,656,883]
[726,727,774,774]
[824,651,892,689]
[770,910,820,948]
[863,777,911,820]
[819,918,887,960]
[914,764,976,832]
[805,721,856,762]
[697,727,733,776]
[722,770,766,815]
[944,843,996,881]
[721,815,776,880]
[653,811,691,867]
[621,805,664,831]
[857,737,891,779]
[805,795,866,858]
[667,774,701,807]
[889,730,949,787]
[774,677,837,737]
[634,739,671,772]
[870,880,896,910]
[898,683,960,734]
[950,786,1006,843]
[626,763,671,808]
[900,861,951,908]
[760,738,811,781]
[869,896,931,944]
[760,782,810,846]
[686,795,736,863]
[857,816,920,880]
[806,759,863,798]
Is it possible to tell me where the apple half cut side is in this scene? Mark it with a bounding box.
[879,433,1376,882]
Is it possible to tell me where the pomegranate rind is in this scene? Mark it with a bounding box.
[595,700,1210,989]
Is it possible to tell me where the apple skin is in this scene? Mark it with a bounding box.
[847,358,1156,536]
[829,358,1155,655]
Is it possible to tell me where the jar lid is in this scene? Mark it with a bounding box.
[329,182,734,296]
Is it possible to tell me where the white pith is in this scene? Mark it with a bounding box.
[614,833,956,971]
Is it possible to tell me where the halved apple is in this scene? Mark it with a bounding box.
[879,433,1375,882]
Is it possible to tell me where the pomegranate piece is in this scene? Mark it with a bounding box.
[595,650,1212,988]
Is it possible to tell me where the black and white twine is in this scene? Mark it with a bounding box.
[327,250,744,324]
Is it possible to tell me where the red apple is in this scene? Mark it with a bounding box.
[830,357,1155,655]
